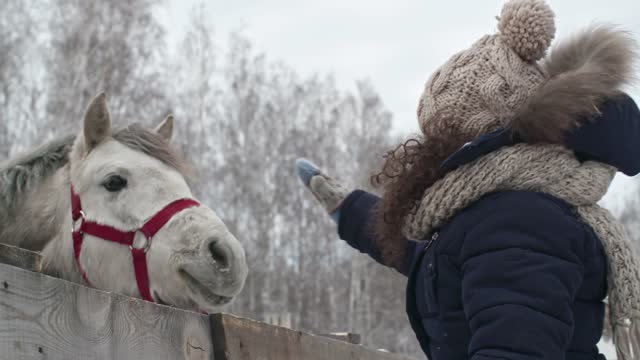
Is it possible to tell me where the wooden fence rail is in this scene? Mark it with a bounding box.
[0,244,414,360]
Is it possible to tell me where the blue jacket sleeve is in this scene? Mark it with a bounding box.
[460,193,586,359]
[567,94,640,176]
[337,190,419,276]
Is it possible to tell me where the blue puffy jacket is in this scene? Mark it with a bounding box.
[337,95,640,360]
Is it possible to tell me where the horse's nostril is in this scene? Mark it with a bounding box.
[207,239,231,270]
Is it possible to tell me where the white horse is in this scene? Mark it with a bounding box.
[0,93,248,313]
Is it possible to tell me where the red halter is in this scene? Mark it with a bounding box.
[70,187,199,302]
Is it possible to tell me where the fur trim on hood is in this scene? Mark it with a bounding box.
[509,25,638,143]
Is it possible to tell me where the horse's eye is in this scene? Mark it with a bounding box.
[102,175,127,192]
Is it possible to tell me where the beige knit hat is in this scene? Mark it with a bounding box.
[417,0,636,148]
[418,0,556,139]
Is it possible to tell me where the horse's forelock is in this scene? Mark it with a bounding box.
[112,125,191,178]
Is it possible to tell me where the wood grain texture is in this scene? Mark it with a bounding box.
[210,314,415,360]
[317,332,362,345]
[0,264,213,360]
[0,243,41,273]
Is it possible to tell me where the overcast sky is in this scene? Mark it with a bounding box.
[160,0,640,213]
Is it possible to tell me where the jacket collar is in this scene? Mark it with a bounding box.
[440,94,640,176]
[441,128,520,172]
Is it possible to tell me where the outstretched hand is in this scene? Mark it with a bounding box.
[295,158,351,223]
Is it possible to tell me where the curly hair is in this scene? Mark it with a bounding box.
[371,126,470,268]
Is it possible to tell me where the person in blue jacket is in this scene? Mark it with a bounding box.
[296,1,640,359]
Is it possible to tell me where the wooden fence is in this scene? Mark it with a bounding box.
[0,244,414,360]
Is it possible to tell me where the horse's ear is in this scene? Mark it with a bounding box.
[83,93,112,150]
[154,114,174,141]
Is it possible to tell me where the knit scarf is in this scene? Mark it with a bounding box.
[403,143,640,360]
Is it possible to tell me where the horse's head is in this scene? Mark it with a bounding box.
[67,93,248,312]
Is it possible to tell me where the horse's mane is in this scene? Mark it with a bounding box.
[0,125,188,210]
[0,134,75,209]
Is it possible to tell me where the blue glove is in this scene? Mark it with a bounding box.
[295,158,350,223]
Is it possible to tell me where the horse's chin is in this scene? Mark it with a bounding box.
[153,288,231,314]
[153,268,235,313]
[180,268,234,302]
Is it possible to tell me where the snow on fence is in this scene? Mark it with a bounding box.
[0,243,414,360]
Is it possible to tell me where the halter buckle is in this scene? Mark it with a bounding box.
[71,210,86,233]
[130,232,152,253]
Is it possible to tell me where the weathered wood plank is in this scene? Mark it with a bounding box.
[0,263,213,360]
[210,313,415,360]
[0,243,41,273]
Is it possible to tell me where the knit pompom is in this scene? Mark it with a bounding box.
[497,0,556,61]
